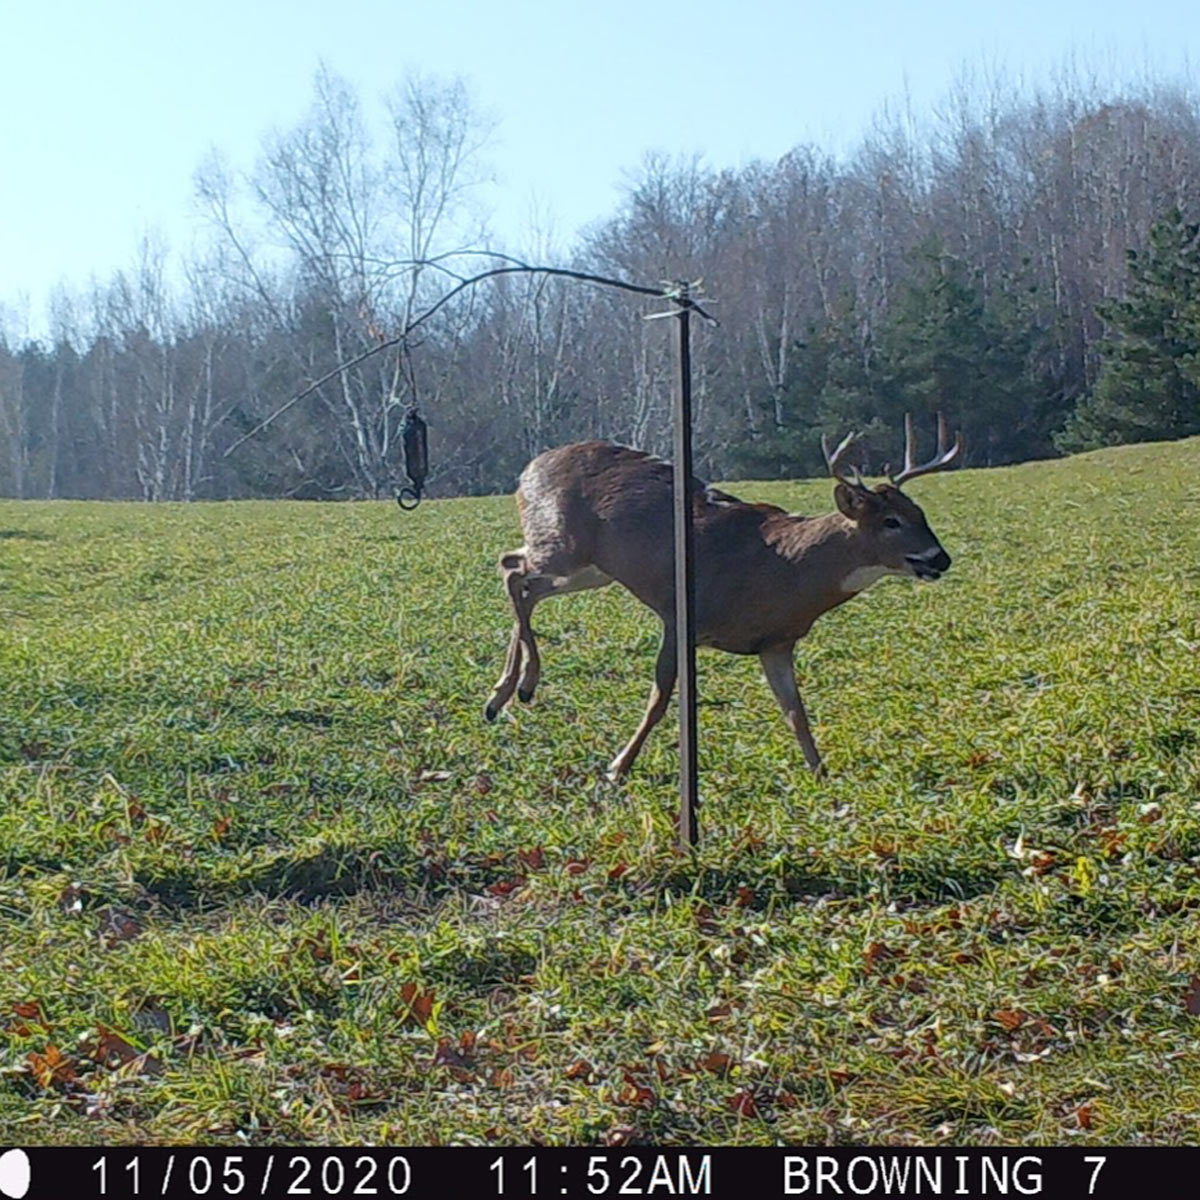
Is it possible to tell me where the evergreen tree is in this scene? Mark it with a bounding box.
[878,241,1055,467]
[1058,209,1200,451]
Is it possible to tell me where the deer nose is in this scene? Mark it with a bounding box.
[906,546,951,579]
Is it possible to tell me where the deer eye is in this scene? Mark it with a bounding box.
[883,516,902,530]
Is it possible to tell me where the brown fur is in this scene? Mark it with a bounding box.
[484,440,953,777]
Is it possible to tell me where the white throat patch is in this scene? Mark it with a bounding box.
[841,565,904,596]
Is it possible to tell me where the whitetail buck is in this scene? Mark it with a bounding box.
[484,414,961,777]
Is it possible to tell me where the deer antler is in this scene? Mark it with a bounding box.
[888,412,962,487]
[821,430,869,489]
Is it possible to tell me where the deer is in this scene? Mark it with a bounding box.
[483,413,961,779]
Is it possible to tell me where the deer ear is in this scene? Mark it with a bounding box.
[834,482,877,521]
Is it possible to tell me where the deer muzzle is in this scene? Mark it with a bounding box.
[906,546,951,581]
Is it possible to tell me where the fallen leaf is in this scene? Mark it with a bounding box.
[607,861,629,881]
[993,1009,1027,1032]
[698,1050,732,1075]
[619,1075,656,1109]
[398,982,436,1028]
[97,907,142,944]
[725,1089,758,1118]
[418,770,452,783]
[27,1044,78,1090]
[565,1059,595,1081]
[1185,975,1200,1016]
[7,1002,51,1036]
[485,878,525,897]
[516,846,545,872]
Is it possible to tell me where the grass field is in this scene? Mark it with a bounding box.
[2,439,1200,1147]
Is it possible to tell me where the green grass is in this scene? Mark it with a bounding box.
[2,439,1200,1146]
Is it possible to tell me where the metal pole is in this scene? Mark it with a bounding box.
[672,288,699,848]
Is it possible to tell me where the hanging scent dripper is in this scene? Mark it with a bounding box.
[397,405,428,510]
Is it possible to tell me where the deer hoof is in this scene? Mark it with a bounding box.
[517,687,534,704]
[483,701,499,722]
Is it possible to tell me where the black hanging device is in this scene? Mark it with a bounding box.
[397,405,428,510]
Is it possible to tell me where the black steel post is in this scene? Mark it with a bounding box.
[672,289,699,848]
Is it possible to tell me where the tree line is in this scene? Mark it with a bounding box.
[2,65,1200,501]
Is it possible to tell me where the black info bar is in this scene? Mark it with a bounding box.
[1,1145,1189,1200]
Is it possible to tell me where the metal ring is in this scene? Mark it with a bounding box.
[396,486,422,511]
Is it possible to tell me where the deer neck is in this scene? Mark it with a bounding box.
[771,511,899,607]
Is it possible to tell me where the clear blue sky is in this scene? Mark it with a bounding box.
[2,0,1195,334]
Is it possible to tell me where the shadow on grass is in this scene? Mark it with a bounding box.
[658,853,1011,910]
[133,839,525,911]
[0,529,52,541]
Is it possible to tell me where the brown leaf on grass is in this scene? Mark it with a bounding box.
[6,1001,52,1036]
[706,1003,732,1022]
[434,1036,477,1082]
[418,769,452,783]
[211,815,233,840]
[605,1125,635,1147]
[993,1009,1027,1032]
[1185,975,1200,1016]
[619,1073,657,1109]
[27,1044,78,1090]
[398,982,436,1028]
[516,846,545,872]
[491,1066,515,1089]
[97,907,142,944]
[565,858,590,876]
[485,878,526,897]
[1075,1102,1095,1130]
[474,773,493,796]
[1027,850,1057,875]
[735,885,755,908]
[725,1089,758,1118]
[58,883,85,914]
[698,1050,733,1076]
[607,861,629,881]
[694,904,720,935]
[88,1024,163,1076]
[565,1058,596,1082]
[863,941,898,971]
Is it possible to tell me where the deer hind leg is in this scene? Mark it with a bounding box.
[607,622,677,781]
[484,550,535,721]
[484,555,612,721]
[515,564,612,702]
[758,644,824,775]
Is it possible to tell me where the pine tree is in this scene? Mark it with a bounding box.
[1058,209,1200,451]
[878,240,1055,466]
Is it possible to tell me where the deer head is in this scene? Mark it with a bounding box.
[822,413,962,584]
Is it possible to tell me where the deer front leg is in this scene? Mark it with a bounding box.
[607,623,676,781]
[758,643,824,776]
